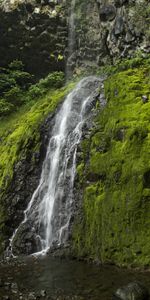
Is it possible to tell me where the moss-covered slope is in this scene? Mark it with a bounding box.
[0,81,74,253]
[73,65,150,267]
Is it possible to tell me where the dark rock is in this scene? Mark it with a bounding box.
[114,17,125,36]
[143,170,150,188]
[112,296,121,300]
[11,282,18,293]
[125,31,135,43]
[12,222,41,256]
[2,296,10,300]
[113,282,149,300]
[4,282,11,288]
[0,278,3,286]
[141,95,148,103]
[100,5,116,22]
[25,3,34,13]
[28,292,37,300]
[40,289,47,297]
[115,128,125,141]
[114,0,128,7]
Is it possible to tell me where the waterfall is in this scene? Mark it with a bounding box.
[9,76,102,256]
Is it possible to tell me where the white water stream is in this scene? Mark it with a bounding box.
[6,0,103,257]
[9,76,101,256]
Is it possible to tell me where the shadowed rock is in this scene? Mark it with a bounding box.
[113,282,149,300]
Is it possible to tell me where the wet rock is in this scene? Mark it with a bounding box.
[115,128,126,141]
[125,31,135,43]
[113,282,149,300]
[4,282,11,288]
[28,292,37,300]
[40,289,47,297]
[114,17,125,36]
[114,0,128,7]
[141,95,148,103]
[11,282,18,294]
[12,222,41,256]
[2,296,10,300]
[0,278,3,286]
[100,5,116,22]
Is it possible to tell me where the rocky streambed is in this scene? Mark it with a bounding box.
[0,256,150,300]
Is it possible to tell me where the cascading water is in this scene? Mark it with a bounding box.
[9,76,102,256]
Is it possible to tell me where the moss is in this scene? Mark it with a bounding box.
[72,64,150,267]
[0,81,75,252]
[0,82,75,191]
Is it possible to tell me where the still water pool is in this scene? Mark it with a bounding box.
[0,256,150,299]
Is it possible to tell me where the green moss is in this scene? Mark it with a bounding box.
[0,79,75,253]
[0,82,74,191]
[73,65,150,267]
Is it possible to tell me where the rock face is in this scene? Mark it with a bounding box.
[0,0,67,77]
[72,64,150,267]
[1,111,56,253]
[72,0,150,71]
[113,282,149,300]
[0,0,150,77]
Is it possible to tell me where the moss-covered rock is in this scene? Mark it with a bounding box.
[72,64,150,267]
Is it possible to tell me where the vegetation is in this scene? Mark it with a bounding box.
[0,70,74,252]
[0,60,65,117]
[96,54,150,77]
[0,55,150,265]
[72,62,150,267]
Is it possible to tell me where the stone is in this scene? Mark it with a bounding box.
[141,95,148,103]
[11,282,18,293]
[115,0,128,7]
[0,278,3,286]
[100,5,116,22]
[4,282,11,288]
[125,31,135,43]
[28,292,37,300]
[11,221,40,256]
[113,282,149,300]
[40,290,47,297]
[114,17,124,36]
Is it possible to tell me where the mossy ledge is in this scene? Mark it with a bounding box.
[72,64,150,267]
[0,81,75,253]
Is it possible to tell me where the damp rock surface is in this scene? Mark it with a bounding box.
[0,0,150,76]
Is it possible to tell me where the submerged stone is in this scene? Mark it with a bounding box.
[113,282,149,300]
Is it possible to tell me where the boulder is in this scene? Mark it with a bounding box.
[114,16,125,36]
[113,282,149,300]
[100,5,116,22]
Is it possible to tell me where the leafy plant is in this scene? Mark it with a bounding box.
[0,99,14,116]
[4,86,23,105]
[39,71,65,89]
